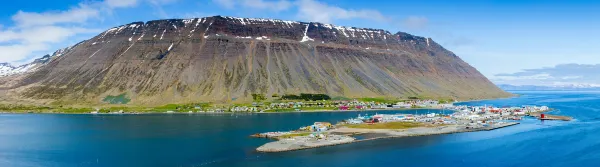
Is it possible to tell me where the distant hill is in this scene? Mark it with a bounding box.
[0,16,510,105]
[498,84,600,91]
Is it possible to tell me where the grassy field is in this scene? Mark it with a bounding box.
[102,93,131,104]
[358,97,400,104]
[277,132,313,139]
[344,122,429,129]
[263,106,338,112]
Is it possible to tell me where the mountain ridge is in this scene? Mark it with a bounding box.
[0,15,510,105]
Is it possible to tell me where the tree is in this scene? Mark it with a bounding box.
[252,94,266,101]
[282,94,301,100]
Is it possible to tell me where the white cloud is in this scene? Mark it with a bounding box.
[105,0,139,8]
[0,43,48,63]
[212,0,386,23]
[295,0,387,23]
[105,0,176,8]
[493,64,600,86]
[0,26,100,64]
[402,16,428,30]
[179,12,216,19]
[213,0,236,9]
[0,26,97,44]
[147,0,180,19]
[213,0,292,12]
[149,0,178,4]
[0,0,147,65]
[242,0,292,12]
[12,5,99,27]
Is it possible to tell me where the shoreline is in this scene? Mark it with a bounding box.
[0,94,530,115]
[0,107,448,115]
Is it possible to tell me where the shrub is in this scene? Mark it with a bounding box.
[251,94,267,101]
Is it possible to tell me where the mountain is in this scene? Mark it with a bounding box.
[0,45,74,77]
[498,84,600,91]
[0,16,510,105]
[0,56,49,77]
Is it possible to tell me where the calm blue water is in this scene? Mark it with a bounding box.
[1,91,599,167]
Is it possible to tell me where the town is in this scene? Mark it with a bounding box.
[85,95,457,114]
[160,98,453,113]
[252,104,570,152]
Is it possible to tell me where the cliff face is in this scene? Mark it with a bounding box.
[4,16,510,104]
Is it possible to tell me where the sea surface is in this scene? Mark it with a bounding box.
[1,91,599,167]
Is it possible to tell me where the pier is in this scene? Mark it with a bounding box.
[528,113,572,121]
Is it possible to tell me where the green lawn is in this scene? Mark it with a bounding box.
[358,97,399,104]
[344,122,427,129]
[277,132,313,139]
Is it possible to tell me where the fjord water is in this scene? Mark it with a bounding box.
[1,91,599,167]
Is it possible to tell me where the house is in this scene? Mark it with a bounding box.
[393,102,412,108]
[426,113,436,118]
[394,115,406,120]
[307,122,333,132]
[467,114,480,120]
[513,110,526,115]
[346,119,363,124]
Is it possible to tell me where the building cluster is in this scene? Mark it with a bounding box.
[342,105,550,128]
[346,113,455,125]
[229,106,259,112]
[240,99,451,112]
[299,122,333,132]
[165,99,456,113]
[337,99,450,110]
[449,105,549,121]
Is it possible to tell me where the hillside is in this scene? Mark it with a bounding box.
[0,16,510,105]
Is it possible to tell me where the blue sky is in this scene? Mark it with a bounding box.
[1,0,599,86]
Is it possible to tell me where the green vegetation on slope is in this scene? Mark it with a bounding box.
[103,93,131,104]
[281,93,331,101]
[251,94,267,101]
[358,97,400,103]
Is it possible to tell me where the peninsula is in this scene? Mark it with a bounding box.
[252,105,571,152]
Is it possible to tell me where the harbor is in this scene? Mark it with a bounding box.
[253,104,569,153]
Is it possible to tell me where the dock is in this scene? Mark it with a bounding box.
[528,113,572,121]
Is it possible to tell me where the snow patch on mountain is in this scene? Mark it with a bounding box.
[0,63,37,77]
[0,43,78,77]
[300,24,314,42]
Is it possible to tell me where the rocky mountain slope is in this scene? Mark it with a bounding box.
[1,16,510,105]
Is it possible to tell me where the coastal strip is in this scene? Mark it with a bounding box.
[256,122,519,153]
[253,104,566,153]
